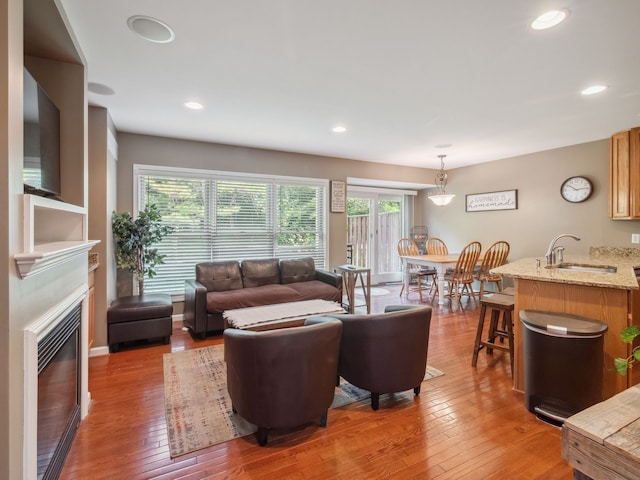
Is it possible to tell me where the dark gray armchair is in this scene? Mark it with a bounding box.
[223,317,342,446]
[326,304,432,410]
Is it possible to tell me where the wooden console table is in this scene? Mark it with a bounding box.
[334,264,371,314]
[562,384,640,479]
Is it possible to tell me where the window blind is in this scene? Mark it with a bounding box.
[135,166,328,295]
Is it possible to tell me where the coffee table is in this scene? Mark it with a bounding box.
[223,299,345,331]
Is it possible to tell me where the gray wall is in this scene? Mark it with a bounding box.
[111,133,436,324]
[115,133,640,290]
[116,132,436,271]
[88,107,118,350]
[101,131,640,347]
[420,139,640,260]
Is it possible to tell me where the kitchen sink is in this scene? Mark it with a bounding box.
[545,263,617,274]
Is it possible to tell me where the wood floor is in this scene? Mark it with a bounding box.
[60,285,574,480]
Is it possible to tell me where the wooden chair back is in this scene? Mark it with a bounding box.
[397,238,420,257]
[477,241,510,279]
[427,237,448,255]
[451,241,482,283]
[397,238,435,300]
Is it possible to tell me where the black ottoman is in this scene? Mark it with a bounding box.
[108,294,173,353]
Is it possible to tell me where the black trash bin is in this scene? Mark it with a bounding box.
[520,310,608,426]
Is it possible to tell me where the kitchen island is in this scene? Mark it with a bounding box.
[492,248,640,401]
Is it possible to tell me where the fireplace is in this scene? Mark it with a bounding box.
[24,287,88,480]
[37,303,81,480]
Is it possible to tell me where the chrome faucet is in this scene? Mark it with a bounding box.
[545,234,580,265]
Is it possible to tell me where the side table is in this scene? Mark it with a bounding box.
[334,264,371,314]
[562,384,640,479]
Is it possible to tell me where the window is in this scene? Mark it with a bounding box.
[134,165,328,295]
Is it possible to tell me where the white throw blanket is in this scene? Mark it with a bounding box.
[223,299,344,329]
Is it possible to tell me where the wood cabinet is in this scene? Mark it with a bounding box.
[610,127,640,219]
[514,279,633,401]
[630,272,640,387]
[88,269,95,348]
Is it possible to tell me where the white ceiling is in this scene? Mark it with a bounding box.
[58,0,640,170]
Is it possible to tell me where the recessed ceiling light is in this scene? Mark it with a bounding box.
[88,82,115,95]
[127,15,175,43]
[332,126,347,133]
[435,144,452,149]
[531,9,569,30]
[184,101,204,110]
[581,85,608,96]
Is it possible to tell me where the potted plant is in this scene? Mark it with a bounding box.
[614,325,640,375]
[112,204,174,295]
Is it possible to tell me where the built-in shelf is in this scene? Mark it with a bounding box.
[15,195,99,279]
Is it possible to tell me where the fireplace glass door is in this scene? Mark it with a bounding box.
[37,303,81,480]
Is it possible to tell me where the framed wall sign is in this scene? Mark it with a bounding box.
[466,189,518,212]
[330,180,346,213]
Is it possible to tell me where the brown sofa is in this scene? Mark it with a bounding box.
[184,257,342,338]
[224,317,343,446]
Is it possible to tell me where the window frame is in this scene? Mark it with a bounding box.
[132,164,330,297]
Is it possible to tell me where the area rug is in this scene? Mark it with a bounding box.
[355,286,390,297]
[163,344,443,458]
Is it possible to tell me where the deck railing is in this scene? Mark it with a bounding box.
[346,212,401,272]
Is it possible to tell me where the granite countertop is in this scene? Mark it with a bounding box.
[491,247,640,290]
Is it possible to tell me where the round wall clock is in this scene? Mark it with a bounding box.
[560,176,593,203]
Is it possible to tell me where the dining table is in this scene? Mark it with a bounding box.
[400,254,461,308]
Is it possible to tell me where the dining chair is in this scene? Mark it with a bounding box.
[474,241,510,299]
[434,241,482,310]
[426,237,449,255]
[397,238,437,301]
[427,237,453,276]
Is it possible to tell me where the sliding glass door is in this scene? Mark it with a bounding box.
[347,190,403,284]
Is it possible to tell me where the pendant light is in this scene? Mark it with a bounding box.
[429,155,455,206]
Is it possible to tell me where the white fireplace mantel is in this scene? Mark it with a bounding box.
[15,194,99,278]
[15,241,99,278]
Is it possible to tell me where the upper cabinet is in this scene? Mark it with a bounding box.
[609,127,640,219]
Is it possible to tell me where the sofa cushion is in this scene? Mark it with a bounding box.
[206,284,302,312]
[280,257,316,284]
[286,280,342,303]
[196,261,243,292]
[241,258,280,288]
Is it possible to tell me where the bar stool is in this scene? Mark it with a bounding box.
[471,293,515,375]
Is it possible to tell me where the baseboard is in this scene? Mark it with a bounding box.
[89,346,110,357]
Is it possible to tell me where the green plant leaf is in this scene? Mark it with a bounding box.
[621,325,640,343]
[112,204,174,293]
[614,357,630,376]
